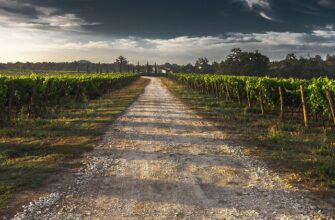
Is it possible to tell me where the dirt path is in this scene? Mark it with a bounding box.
[12,77,334,219]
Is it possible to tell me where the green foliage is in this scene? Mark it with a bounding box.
[195,57,213,73]
[171,73,335,118]
[0,73,139,118]
[222,48,270,75]
[0,78,148,212]
[163,77,335,191]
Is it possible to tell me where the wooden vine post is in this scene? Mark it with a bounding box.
[325,90,335,125]
[236,86,241,105]
[75,85,83,102]
[29,78,39,116]
[7,82,15,120]
[300,85,309,128]
[215,82,219,98]
[279,86,284,121]
[259,87,265,115]
[246,87,251,108]
[225,85,230,102]
[45,80,51,105]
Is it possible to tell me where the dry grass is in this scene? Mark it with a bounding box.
[0,78,149,211]
[162,77,335,196]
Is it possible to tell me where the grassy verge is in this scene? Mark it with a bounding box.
[162,77,335,195]
[0,78,149,211]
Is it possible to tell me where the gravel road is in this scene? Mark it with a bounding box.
[12,77,334,219]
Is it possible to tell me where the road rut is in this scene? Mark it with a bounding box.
[13,77,334,219]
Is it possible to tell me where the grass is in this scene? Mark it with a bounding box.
[0,78,149,211]
[162,77,335,195]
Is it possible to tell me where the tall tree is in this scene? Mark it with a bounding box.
[222,48,269,76]
[195,57,212,73]
[116,56,128,72]
[137,61,140,73]
[146,61,150,74]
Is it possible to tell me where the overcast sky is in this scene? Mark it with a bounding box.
[1,0,335,64]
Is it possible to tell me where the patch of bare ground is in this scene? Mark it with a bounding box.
[10,77,335,219]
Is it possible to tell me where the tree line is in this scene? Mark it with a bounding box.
[1,50,335,79]
[0,56,160,75]
[184,48,335,79]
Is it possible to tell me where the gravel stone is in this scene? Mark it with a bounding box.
[10,77,335,219]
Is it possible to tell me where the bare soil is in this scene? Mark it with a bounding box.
[11,77,335,219]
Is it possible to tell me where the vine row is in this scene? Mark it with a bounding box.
[170,73,335,127]
[0,73,139,119]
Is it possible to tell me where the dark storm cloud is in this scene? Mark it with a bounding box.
[235,0,278,21]
[318,0,335,8]
[0,0,335,63]
[0,0,41,19]
[0,0,99,31]
[0,0,335,37]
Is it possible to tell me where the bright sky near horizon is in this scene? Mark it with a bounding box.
[0,0,335,64]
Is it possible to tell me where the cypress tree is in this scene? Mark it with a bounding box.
[146,61,149,74]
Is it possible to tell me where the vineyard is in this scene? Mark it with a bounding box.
[0,73,139,119]
[170,73,335,128]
